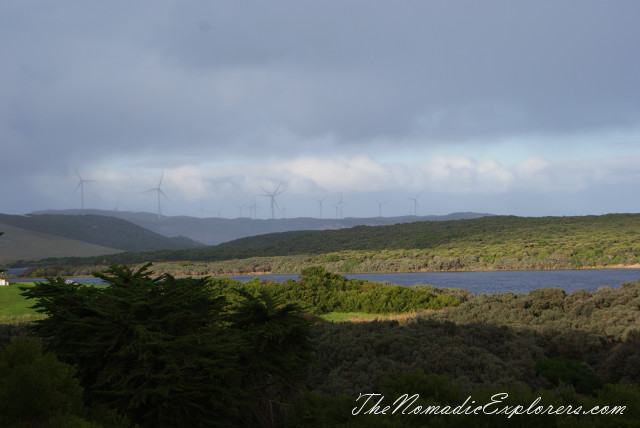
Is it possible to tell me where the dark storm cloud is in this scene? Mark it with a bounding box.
[154,1,640,141]
[1,1,640,216]
[3,0,639,163]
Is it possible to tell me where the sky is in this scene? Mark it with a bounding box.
[2,1,640,219]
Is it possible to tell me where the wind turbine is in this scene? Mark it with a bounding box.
[281,205,291,219]
[75,169,96,210]
[248,195,260,219]
[335,193,347,219]
[313,195,327,219]
[195,202,208,218]
[260,184,286,219]
[377,200,388,217]
[233,202,248,218]
[144,172,169,220]
[406,192,421,216]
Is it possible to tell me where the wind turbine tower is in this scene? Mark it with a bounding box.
[260,184,286,220]
[75,169,96,210]
[313,196,326,219]
[335,193,346,219]
[195,202,208,218]
[233,202,248,218]
[407,192,421,216]
[248,195,260,219]
[145,172,169,220]
[377,200,388,217]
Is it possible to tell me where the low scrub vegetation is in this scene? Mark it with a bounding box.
[1,266,639,426]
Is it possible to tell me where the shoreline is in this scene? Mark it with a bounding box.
[9,263,640,280]
[200,263,640,277]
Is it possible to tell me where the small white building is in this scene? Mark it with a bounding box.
[0,279,8,286]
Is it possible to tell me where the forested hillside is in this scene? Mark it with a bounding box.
[16,214,640,275]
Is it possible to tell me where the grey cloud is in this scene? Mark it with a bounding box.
[2,1,640,216]
[3,0,640,161]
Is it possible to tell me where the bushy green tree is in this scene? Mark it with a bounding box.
[22,265,243,426]
[21,264,313,427]
[535,357,602,395]
[0,339,98,427]
[225,288,313,426]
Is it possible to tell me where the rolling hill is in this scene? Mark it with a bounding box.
[0,222,123,265]
[32,209,492,245]
[0,213,202,265]
[13,213,640,272]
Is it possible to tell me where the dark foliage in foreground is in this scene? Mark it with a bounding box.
[20,264,312,427]
[2,267,639,427]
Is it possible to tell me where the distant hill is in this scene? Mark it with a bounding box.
[0,222,123,265]
[0,213,202,264]
[15,213,640,269]
[31,209,492,245]
[173,212,640,261]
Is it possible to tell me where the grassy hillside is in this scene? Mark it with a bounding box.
[33,209,491,245]
[16,214,640,273]
[0,223,123,265]
[0,214,201,264]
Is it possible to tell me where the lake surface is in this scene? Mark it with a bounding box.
[7,268,640,295]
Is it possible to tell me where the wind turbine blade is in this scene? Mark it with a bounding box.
[158,172,164,187]
[159,189,169,200]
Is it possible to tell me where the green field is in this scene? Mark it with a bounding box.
[319,312,384,322]
[318,311,423,323]
[0,283,46,323]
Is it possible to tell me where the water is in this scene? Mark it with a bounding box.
[7,269,640,295]
[347,269,640,295]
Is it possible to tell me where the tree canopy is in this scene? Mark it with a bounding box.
[21,264,313,427]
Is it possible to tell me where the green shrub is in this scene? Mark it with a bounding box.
[0,339,96,427]
[535,357,602,395]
